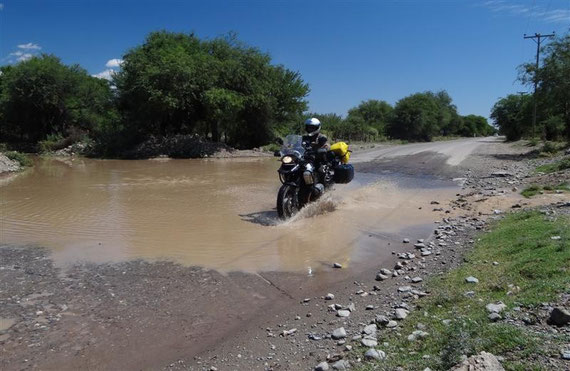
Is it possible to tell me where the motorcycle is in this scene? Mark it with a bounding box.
[275,134,354,219]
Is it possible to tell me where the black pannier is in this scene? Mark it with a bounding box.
[333,164,354,184]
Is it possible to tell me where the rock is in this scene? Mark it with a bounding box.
[464,291,475,297]
[333,263,343,268]
[395,308,408,320]
[442,319,452,326]
[421,251,432,256]
[491,171,512,177]
[414,243,426,249]
[398,286,412,293]
[344,345,352,351]
[450,351,505,370]
[315,362,330,371]
[486,302,507,314]
[364,349,386,361]
[347,303,356,312]
[488,313,501,322]
[551,236,561,240]
[337,310,350,318]
[366,305,374,310]
[561,350,570,360]
[376,273,389,281]
[407,330,429,341]
[412,277,423,283]
[332,327,347,340]
[465,276,479,284]
[325,293,335,300]
[282,328,297,336]
[331,360,350,370]
[362,324,377,336]
[375,315,389,326]
[403,238,410,243]
[386,320,398,328]
[548,307,570,326]
[380,268,391,275]
[361,337,378,347]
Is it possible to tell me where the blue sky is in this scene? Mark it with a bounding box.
[1,1,569,120]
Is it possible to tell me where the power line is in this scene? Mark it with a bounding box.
[523,32,555,138]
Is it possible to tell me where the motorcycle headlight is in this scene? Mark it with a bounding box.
[282,156,293,164]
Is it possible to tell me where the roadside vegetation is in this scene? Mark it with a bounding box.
[0,31,496,159]
[3,150,32,167]
[491,34,570,143]
[361,211,570,370]
[535,158,570,174]
[521,183,570,197]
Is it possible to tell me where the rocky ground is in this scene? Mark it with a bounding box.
[0,139,568,370]
[0,153,21,174]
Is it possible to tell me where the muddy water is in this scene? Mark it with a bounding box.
[1,157,457,272]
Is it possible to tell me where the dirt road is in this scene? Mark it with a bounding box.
[1,137,550,370]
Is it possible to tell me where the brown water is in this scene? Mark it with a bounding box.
[0,157,457,272]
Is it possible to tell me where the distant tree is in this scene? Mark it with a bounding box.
[461,114,495,137]
[346,100,393,139]
[490,94,533,141]
[114,31,309,148]
[519,33,570,140]
[0,54,115,144]
[388,92,442,141]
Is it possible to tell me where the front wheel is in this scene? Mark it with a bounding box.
[277,184,300,219]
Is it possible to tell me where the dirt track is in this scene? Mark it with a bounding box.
[1,137,565,370]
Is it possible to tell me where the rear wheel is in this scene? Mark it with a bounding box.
[277,184,300,219]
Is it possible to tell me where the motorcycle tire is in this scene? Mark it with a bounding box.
[277,184,300,219]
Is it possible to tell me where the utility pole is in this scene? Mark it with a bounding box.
[523,32,555,138]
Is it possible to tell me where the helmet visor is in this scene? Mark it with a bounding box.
[305,124,320,133]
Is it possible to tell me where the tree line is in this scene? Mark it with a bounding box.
[1,31,494,157]
[491,33,569,142]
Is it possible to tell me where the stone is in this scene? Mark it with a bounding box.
[414,243,426,249]
[488,313,501,322]
[403,238,410,243]
[449,351,505,370]
[561,350,570,360]
[421,251,432,256]
[331,360,350,370]
[337,310,350,318]
[412,277,423,283]
[551,236,561,240]
[315,362,330,371]
[282,328,297,336]
[364,348,386,361]
[333,263,343,268]
[398,286,412,293]
[375,315,389,326]
[362,324,377,336]
[486,302,507,314]
[325,293,335,300]
[375,273,388,281]
[366,305,374,310]
[548,307,570,326]
[465,276,479,284]
[491,171,512,177]
[361,337,378,347]
[407,330,429,341]
[347,303,356,312]
[386,320,398,328]
[332,327,347,340]
[395,308,408,320]
[380,268,391,275]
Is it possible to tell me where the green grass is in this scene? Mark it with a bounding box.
[358,212,570,371]
[521,183,570,198]
[4,151,33,167]
[535,157,570,174]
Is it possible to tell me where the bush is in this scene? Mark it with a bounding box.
[4,151,33,167]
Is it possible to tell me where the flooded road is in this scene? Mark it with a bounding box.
[1,155,458,272]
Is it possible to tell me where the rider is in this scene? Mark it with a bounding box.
[302,118,329,198]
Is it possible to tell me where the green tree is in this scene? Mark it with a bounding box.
[490,94,533,141]
[520,34,570,140]
[388,92,442,141]
[0,54,115,144]
[346,99,393,139]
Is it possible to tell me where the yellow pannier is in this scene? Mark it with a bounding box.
[330,142,350,164]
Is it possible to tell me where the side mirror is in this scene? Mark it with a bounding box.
[274,151,281,157]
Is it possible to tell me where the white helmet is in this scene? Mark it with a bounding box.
[304,118,321,137]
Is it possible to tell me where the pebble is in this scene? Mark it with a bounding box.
[561,350,570,360]
[548,307,570,326]
[488,313,502,322]
[398,286,412,293]
[325,293,335,300]
[395,308,408,320]
[486,302,507,314]
[366,305,374,310]
[315,362,330,371]
[364,348,386,360]
[331,327,347,340]
[380,268,391,275]
[403,238,410,243]
[411,277,423,283]
[361,337,378,347]
[347,303,356,312]
[407,330,429,341]
[331,360,350,370]
[375,273,388,281]
[465,276,479,284]
[362,324,377,336]
[337,310,350,318]
[333,263,343,268]
[386,320,398,328]
[375,315,389,326]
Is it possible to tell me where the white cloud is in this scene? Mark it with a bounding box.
[17,53,33,62]
[9,51,24,57]
[105,58,123,68]
[17,42,41,50]
[483,0,570,24]
[92,69,116,80]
